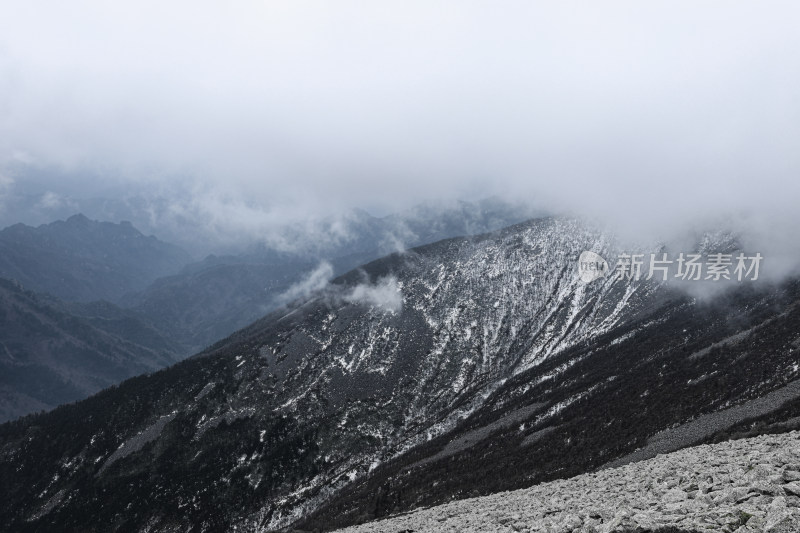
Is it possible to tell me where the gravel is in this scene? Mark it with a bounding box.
[336,431,800,533]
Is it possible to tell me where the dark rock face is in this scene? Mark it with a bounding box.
[1,217,798,532]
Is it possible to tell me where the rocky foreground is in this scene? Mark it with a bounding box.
[335,431,800,533]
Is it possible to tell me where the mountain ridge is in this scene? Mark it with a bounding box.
[1,216,798,532]
[0,214,193,303]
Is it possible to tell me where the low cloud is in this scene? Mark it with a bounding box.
[276,264,403,314]
[275,262,334,305]
[343,276,403,313]
[0,2,798,274]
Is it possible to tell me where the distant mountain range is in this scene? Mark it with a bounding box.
[0,214,192,303]
[2,217,798,531]
[0,278,181,422]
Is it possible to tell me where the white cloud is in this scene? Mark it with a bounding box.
[36,191,65,209]
[275,263,403,314]
[344,276,403,313]
[0,1,798,268]
[275,262,334,305]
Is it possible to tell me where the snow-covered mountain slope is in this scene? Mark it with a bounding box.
[1,216,798,533]
[337,430,800,533]
[299,275,800,530]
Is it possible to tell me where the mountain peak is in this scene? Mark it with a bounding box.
[65,213,91,225]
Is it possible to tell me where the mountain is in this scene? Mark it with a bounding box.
[122,197,537,355]
[0,214,192,303]
[0,278,181,422]
[1,217,798,532]
[299,275,800,531]
[0,200,533,421]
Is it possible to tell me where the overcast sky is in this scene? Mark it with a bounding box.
[1,1,799,258]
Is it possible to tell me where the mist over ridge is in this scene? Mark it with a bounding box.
[0,2,798,268]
